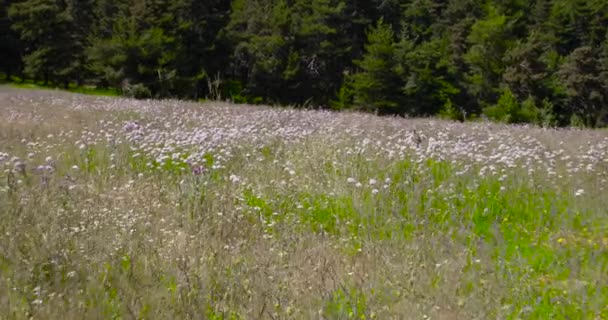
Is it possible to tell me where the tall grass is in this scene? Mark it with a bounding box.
[1,87,607,319]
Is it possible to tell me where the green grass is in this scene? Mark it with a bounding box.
[0,91,607,319]
[0,74,120,97]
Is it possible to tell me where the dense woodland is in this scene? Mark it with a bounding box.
[1,0,608,127]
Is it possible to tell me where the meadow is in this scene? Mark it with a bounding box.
[1,86,607,319]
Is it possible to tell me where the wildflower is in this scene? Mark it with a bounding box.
[191,164,206,176]
[347,177,356,184]
[371,189,379,195]
[229,174,241,183]
[574,189,585,197]
[35,165,54,173]
[355,182,362,188]
[13,161,26,175]
[369,179,377,186]
[122,121,141,132]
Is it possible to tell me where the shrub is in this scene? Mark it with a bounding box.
[484,89,539,124]
[439,99,465,121]
[519,96,540,123]
[538,98,557,127]
[330,76,355,111]
[124,83,152,99]
[569,113,586,128]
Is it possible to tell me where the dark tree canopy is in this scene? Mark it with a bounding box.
[3,0,608,126]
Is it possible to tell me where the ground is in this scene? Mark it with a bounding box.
[1,86,607,319]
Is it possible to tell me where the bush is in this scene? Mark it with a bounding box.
[484,89,539,124]
[439,99,465,121]
[569,113,586,128]
[124,83,152,100]
[538,99,557,127]
[519,96,540,123]
[330,77,355,110]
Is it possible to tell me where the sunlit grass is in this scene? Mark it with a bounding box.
[1,87,607,319]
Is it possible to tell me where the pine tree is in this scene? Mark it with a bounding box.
[464,5,513,108]
[285,0,350,104]
[352,19,404,114]
[557,46,608,127]
[9,0,84,87]
[396,37,460,116]
[226,0,294,103]
[0,0,21,79]
[502,32,551,101]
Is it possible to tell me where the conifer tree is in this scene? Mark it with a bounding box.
[9,0,84,87]
[352,19,404,114]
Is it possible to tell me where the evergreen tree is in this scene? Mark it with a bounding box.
[9,0,84,87]
[2,0,608,126]
[226,0,294,103]
[557,46,608,127]
[464,5,513,108]
[0,0,22,79]
[352,19,404,114]
[286,0,350,104]
[502,32,551,101]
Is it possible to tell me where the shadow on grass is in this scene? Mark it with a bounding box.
[0,74,120,97]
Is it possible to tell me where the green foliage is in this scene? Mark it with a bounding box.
[464,5,513,107]
[352,19,403,114]
[569,113,586,128]
[439,99,465,121]
[330,75,355,110]
[557,46,608,127]
[484,88,540,123]
[323,287,369,319]
[9,0,88,86]
[124,83,152,100]
[538,98,557,127]
[397,37,461,116]
[3,0,608,126]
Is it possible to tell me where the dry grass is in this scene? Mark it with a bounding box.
[1,86,607,319]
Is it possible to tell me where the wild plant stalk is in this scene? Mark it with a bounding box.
[0,87,607,319]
